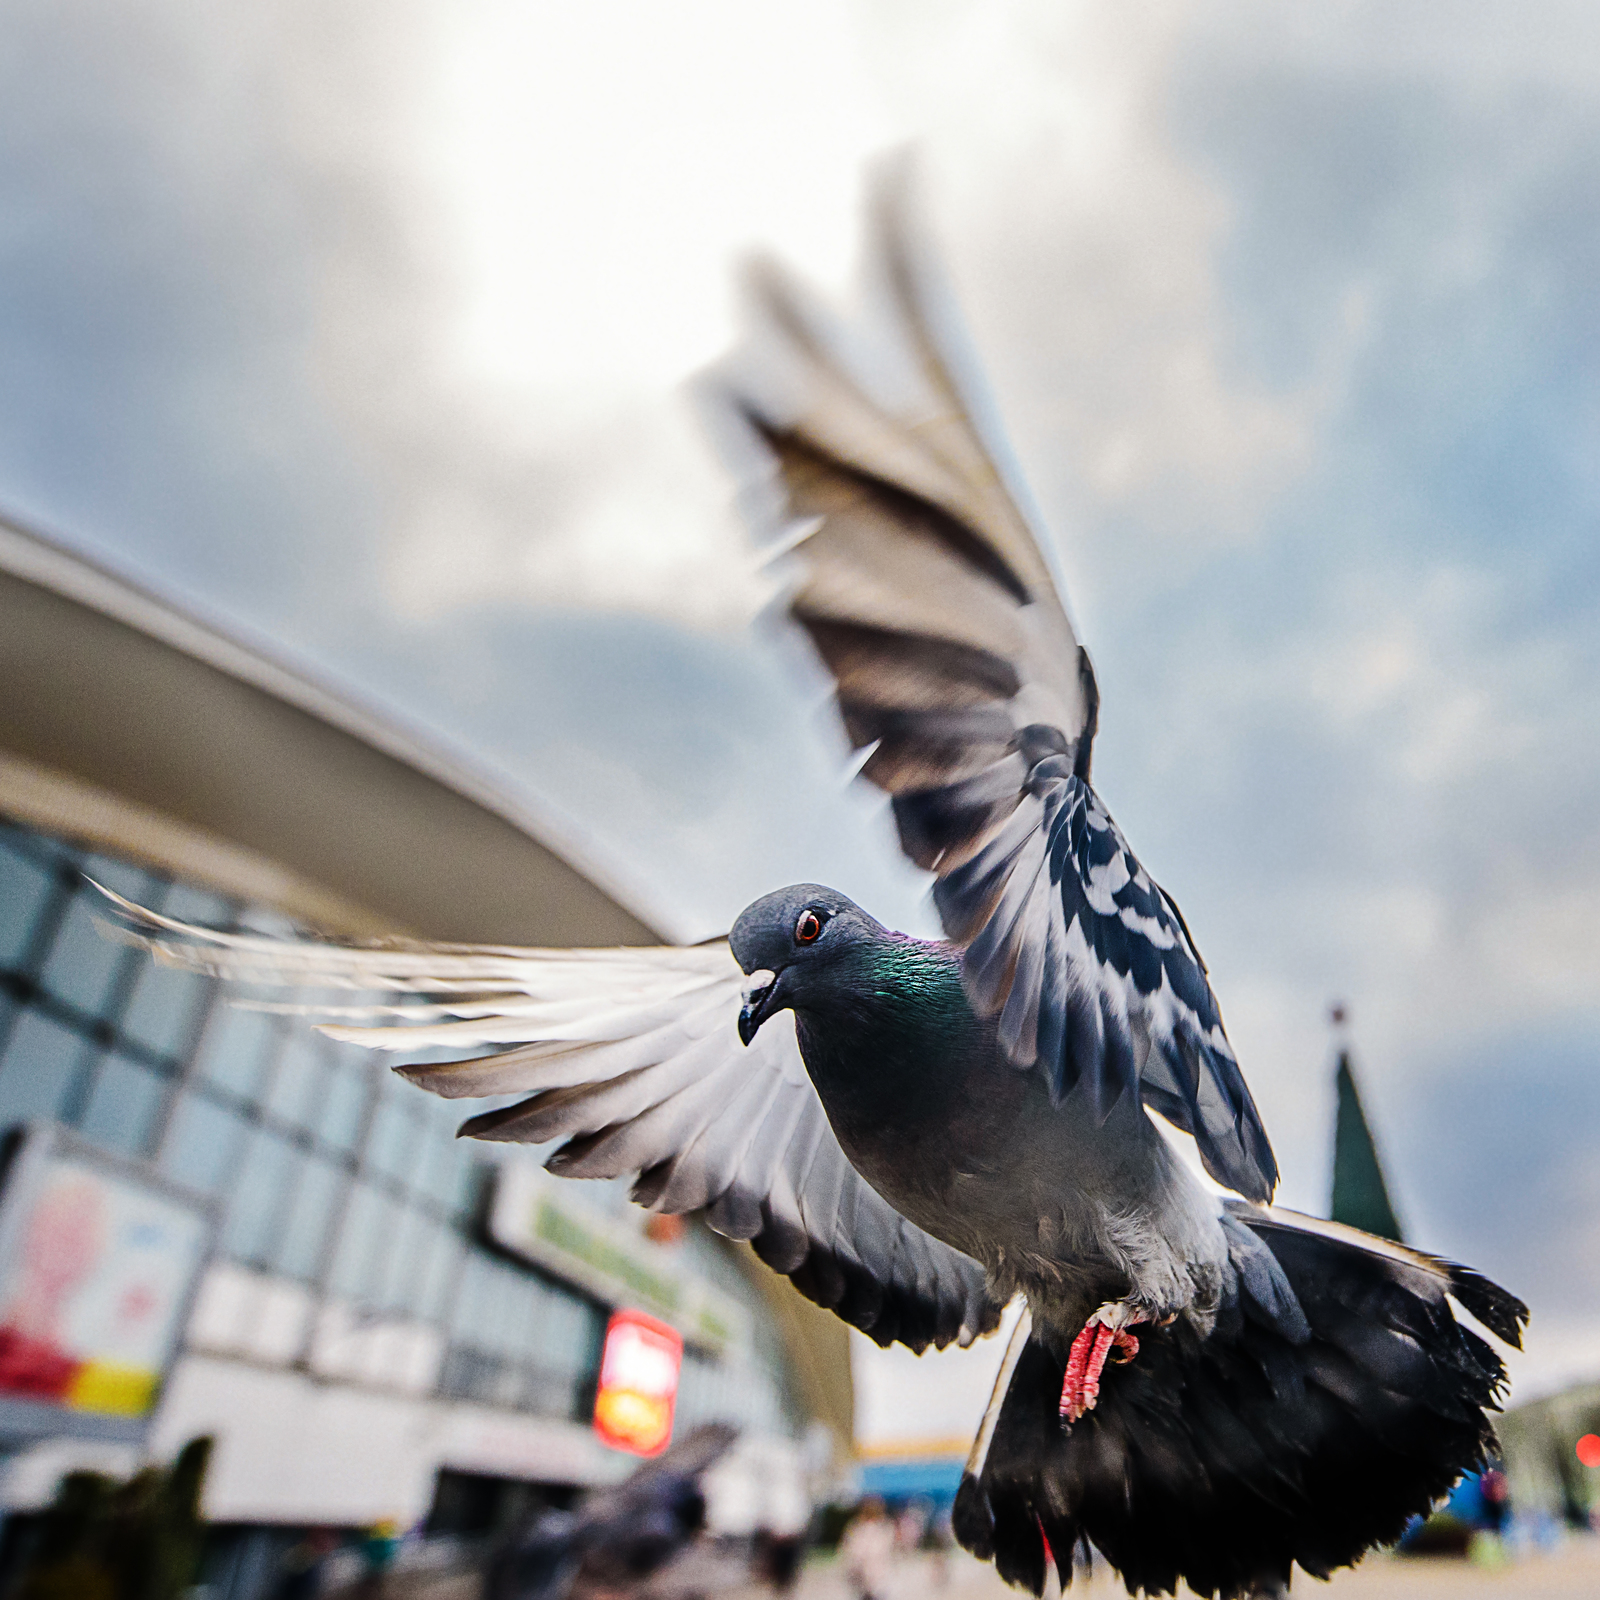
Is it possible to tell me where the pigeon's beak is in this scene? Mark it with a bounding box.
[738,968,781,1046]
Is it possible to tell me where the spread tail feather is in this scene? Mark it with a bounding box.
[953,1208,1527,1598]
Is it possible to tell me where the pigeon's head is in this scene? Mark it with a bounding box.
[729,883,878,1045]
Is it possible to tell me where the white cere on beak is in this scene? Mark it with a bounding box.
[742,970,776,1006]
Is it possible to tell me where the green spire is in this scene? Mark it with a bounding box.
[1330,1050,1404,1242]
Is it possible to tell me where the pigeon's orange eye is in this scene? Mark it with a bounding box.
[795,910,824,944]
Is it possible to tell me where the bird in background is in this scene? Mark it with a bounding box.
[484,1422,738,1600]
[111,170,1526,1600]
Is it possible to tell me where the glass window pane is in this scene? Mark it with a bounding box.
[415,1111,470,1211]
[374,1203,428,1312]
[264,1030,323,1131]
[79,1053,166,1157]
[502,1272,530,1353]
[275,1156,345,1281]
[528,1281,591,1375]
[364,1097,420,1184]
[496,1266,537,1360]
[160,883,231,926]
[449,1254,491,1346]
[524,1363,581,1419]
[8,827,72,874]
[472,1261,513,1357]
[0,1009,87,1127]
[420,1106,482,1215]
[477,1261,520,1357]
[197,1003,279,1102]
[38,892,130,1017]
[222,1129,297,1264]
[400,1213,455,1320]
[415,1224,462,1324]
[0,838,56,969]
[161,1091,246,1193]
[120,959,209,1061]
[440,1345,502,1407]
[327,1181,389,1302]
[315,1052,372,1152]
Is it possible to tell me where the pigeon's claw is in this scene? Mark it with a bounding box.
[1059,1303,1145,1424]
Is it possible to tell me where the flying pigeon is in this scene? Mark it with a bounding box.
[485,1422,738,1600]
[109,176,1526,1599]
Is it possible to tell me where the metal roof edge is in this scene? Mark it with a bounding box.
[0,511,681,944]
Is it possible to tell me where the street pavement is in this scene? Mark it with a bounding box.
[338,1534,1600,1599]
[784,1539,1600,1599]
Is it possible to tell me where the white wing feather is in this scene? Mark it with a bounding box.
[99,886,997,1352]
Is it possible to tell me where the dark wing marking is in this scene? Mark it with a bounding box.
[98,888,1000,1353]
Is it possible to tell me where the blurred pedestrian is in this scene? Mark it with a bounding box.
[839,1499,894,1600]
[354,1519,400,1597]
[892,1500,926,1553]
[275,1528,337,1600]
[1479,1467,1509,1534]
[755,1529,803,1593]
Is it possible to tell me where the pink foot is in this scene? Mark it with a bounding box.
[1059,1313,1143,1423]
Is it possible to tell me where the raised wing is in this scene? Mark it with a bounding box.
[713,173,1276,1201]
[712,170,1098,828]
[937,743,1277,1200]
[101,890,999,1353]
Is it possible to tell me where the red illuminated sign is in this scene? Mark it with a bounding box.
[593,1308,683,1457]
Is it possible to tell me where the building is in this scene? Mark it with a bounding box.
[0,515,851,1592]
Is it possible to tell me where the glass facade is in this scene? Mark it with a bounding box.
[0,815,800,1446]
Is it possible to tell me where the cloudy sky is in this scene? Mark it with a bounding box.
[3,1,1598,1423]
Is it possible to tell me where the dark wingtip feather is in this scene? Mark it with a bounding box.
[989,1497,1047,1597]
[951,1473,994,1560]
[1446,1265,1529,1350]
[455,1097,541,1141]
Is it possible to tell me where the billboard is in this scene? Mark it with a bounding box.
[486,1162,747,1354]
[593,1308,682,1458]
[0,1125,213,1441]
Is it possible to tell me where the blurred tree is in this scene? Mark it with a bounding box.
[11,1436,211,1600]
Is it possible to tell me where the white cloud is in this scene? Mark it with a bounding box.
[379,397,764,630]
[338,0,1338,642]
[432,0,898,395]
[859,3,1327,589]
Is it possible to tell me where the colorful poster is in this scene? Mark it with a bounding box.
[0,1145,210,1417]
[593,1308,683,1457]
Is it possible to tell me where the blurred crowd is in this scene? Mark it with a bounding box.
[4,1429,1600,1600]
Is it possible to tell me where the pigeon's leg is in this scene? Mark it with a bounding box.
[1059,1302,1146,1424]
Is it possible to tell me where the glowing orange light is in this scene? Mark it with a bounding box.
[593,1308,682,1457]
[1576,1433,1600,1469]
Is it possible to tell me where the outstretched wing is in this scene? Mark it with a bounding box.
[714,171,1098,817]
[101,890,999,1353]
[935,745,1277,1200]
[713,172,1276,1202]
